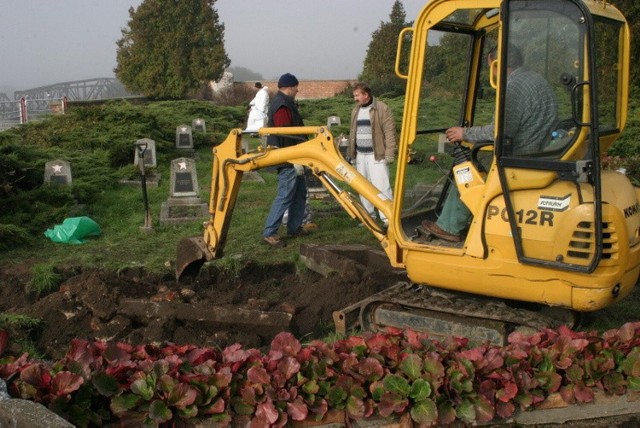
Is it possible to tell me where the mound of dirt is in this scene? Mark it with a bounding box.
[0,250,404,359]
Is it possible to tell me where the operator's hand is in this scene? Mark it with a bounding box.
[445,127,464,143]
[385,155,395,164]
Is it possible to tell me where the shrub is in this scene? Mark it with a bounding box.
[1,323,640,427]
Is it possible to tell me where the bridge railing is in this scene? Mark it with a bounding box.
[0,97,67,132]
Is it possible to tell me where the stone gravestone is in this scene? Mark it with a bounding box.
[327,115,341,128]
[159,157,208,225]
[175,125,193,149]
[192,118,206,133]
[121,139,160,188]
[44,160,72,185]
[133,138,157,168]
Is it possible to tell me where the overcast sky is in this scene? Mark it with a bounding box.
[1,0,427,93]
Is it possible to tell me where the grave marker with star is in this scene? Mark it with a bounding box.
[44,160,72,185]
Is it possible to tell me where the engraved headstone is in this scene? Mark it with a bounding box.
[44,160,72,185]
[160,157,208,224]
[192,118,206,133]
[176,125,193,149]
[170,158,198,197]
[327,115,341,128]
[133,138,157,168]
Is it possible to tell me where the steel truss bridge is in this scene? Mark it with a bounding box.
[11,77,136,101]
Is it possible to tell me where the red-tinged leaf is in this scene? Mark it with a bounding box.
[109,393,141,415]
[410,398,438,425]
[0,330,8,356]
[19,364,51,389]
[496,381,518,403]
[203,397,226,415]
[255,398,279,424]
[270,332,302,357]
[377,392,409,417]
[358,357,384,382]
[277,356,301,380]
[186,347,217,366]
[495,400,516,419]
[287,397,308,421]
[167,383,197,409]
[541,372,562,393]
[559,384,576,404]
[459,347,485,362]
[403,329,425,350]
[247,366,270,385]
[400,354,422,380]
[556,356,573,370]
[365,333,389,352]
[438,401,456,425]
[474,394,495,423]
[615,322,640,342]
[149,399,172,423]
[346,395,366,419]
[481,348,505,372]
[342,335,366,350]
[423,355,445,378]
[51,371,84,396]
[574,383,594,403]
[222,343,250,364]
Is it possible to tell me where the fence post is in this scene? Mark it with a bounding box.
[19,97,28,124]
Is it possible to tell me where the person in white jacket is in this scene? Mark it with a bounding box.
[246,82,269,132]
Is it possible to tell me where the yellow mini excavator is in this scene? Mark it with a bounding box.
[177,0,640,344]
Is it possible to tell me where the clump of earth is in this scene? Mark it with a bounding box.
[0,252,402,360]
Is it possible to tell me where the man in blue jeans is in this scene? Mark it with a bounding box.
[262,73,309,247]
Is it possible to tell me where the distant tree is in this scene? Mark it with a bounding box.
[610,0,640,91]
[360,1,409,96]
[115,0,230,99]
[228,66,263,82]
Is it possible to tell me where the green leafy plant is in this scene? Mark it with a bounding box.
[1,323,640,426]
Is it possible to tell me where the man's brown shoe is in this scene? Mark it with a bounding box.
[421,220,462,242]
[263,236,285,247]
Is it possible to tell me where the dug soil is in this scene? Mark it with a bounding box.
[0,250,403,360]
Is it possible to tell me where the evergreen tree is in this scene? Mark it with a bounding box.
[115,0,230,99]
[360,1,409,96]
[610,0,640,91]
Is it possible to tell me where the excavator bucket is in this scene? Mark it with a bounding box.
[175,236,211,281]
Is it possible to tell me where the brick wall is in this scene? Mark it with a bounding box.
[237,80,356,100]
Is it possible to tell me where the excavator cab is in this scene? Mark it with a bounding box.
[388,0,639,308]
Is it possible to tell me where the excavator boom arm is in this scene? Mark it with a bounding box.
[176,126,392,280]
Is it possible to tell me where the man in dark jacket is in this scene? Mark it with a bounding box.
[262,73,308,247]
